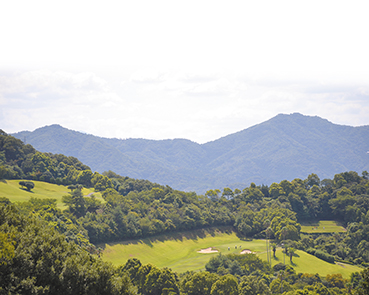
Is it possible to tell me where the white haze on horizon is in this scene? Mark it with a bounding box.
[1,1,369,143]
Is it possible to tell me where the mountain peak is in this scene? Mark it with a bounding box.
[271,112,329,122]
[37,124,67,131]
[264,113,334,130]
[11,114,369,193]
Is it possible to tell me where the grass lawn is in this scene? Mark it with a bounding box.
[101,228,362,277]
[102,227,265,273]
[258,248,362,278]
[0,179,103,209]
[300,220,346,233]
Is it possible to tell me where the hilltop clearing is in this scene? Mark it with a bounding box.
[0,179,103,209]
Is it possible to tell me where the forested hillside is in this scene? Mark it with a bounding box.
[2,129,369,293]
[12,113,369,192]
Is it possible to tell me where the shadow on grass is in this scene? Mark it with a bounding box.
[142,238,154,248]
[237,235,256,242]
[0,179,7,184]
[100,226,236,249]
[19,188,34,193]
[300,220,320,227]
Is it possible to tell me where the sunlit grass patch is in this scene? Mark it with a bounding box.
[102,228,264,273]
[300,220,346,233]
[258,248,361,278]
[0,179,103,209]
[102,229,361,277]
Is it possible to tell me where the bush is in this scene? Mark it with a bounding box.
[314,250,335,263]
[19,180,35,191]
[306,248,316,255]
[273,263,286,272]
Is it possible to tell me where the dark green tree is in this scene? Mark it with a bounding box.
[19,180,35,191]
[210,274,238,295]
[356,268,369,294]
[239,275,271,295]
[62,188,86,217]
[272,243,277,258]
[289,247,295,263]
[0,203,136,294]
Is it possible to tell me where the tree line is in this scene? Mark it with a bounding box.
[1,201,369,294]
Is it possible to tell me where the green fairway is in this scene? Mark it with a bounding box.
[102,230,361,278]
[0,179,103,209]
[102,227,264,273]
[258,248,362,278]
[101,228,361,277]
[300,220,346,233]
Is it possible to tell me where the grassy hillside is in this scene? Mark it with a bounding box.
[101,227,362,277]
[258,249,360,278]
[0,179,103,209]
[102,227,249,273]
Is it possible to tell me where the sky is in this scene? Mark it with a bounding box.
[1,1,369,144]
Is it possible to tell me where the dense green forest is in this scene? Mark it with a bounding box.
[1,129,369,294]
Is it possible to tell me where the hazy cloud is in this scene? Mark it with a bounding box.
[2,68,369,143]
[130,68,165,84]
[1,1,369,142]
[0,70,109,102]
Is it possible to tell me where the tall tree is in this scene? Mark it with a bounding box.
[181,271,219,295]
[62,188,86,218]
[210,274,238,295]
[356,268,369,295]
[289,247,295,263]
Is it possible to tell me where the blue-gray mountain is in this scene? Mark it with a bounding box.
[12,113,369,193]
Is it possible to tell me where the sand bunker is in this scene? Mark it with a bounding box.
[197,247,219,253]
[240,249,254,254]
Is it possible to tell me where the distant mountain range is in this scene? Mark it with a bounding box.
[12,113,369,193]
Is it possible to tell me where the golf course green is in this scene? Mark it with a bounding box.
[300,220,346,234]
[101,227,362,277]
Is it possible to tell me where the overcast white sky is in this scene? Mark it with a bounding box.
[1,1,369,143]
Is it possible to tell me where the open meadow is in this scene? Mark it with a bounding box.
[0,179,103,209]
[101,227,362,277]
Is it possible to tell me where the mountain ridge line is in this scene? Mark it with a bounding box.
[11,113,369,193]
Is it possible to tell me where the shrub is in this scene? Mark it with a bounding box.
[273,263,286,272]
[19,180,35,191]
[314,250,335,263]
[306,248,316,255]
